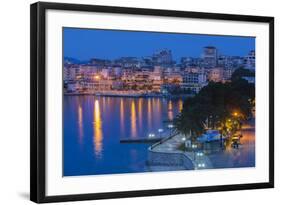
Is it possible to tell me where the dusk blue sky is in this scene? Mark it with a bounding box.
[63,27,255,62]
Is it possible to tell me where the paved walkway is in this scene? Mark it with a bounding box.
[152,133,186,153]
[208,121,255,169]
[151,133,213,170]
[184,152,213,170]
[149,119,254,171]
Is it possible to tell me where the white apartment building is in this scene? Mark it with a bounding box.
[181,70,207,93]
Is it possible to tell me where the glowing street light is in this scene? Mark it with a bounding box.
[158,128,164,138]
[198,163,205,168]
[167,124,174,136]
[94,75,100,80]
[191,144,198,160]
[196,152,204,157]
[148,133,155,138]
[232,111,240,118]
[168,124,174,129]
[191,144,197,149]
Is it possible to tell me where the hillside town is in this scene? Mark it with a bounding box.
[64,46,255,96]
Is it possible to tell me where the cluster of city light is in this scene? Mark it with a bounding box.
[64,46,255,96]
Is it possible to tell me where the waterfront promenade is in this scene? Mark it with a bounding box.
[147,122,255,171]
[208,119,255,168]
[147,133,213,171]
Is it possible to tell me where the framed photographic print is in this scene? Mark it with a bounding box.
[30,2,274,203]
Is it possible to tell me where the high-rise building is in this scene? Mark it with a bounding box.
[152,49,173,66]
[202,46,218,68]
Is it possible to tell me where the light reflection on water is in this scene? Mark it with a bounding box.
[131,100,137,138]
[178,98,183,111]
[93,99,103,158]
[147,98,152,130]
[138,98,143,129]
[168,100,173,121]
[63,96,182,176]
[77,104,83,144]
[120,98,125,136]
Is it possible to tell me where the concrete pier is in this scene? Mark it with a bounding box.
[120,137,162,143]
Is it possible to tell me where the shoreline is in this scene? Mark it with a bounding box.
[64,92,194,98]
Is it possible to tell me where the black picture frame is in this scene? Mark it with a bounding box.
[30,1,274,203]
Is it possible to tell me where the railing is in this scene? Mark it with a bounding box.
[148,143,195,169]
[149,130,179,150]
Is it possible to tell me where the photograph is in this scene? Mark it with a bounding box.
[63,28,256,176]
[29,2,274,202]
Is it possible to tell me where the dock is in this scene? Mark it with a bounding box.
[120,137,163,143]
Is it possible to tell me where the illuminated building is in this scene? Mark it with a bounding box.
[152,49,173,66]
[208,67,224,82]
[202,46,218,68]
[181,69,207,93]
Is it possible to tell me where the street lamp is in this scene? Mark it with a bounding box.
[167,124,174,137]
[191,144,197,160]
[158,128,164,138]
[196,152,204,157]
[191,144,197,149]
[168,124,174,129]
[198,163,205,168]
[148,133,155,138]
